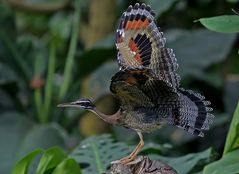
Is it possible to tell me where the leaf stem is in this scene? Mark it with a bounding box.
[34,89,43,122]
[90,140,104,174]
[33,54,44,122]
[41,41,57,123]
[59,0,80,99]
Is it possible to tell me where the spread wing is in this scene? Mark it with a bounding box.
[110,68,179,110]
[110,68,214,137]
[115,3,180,88]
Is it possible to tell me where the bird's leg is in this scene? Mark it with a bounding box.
[120,131,144,165]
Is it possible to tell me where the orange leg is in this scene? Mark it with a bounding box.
[120,131,144,164]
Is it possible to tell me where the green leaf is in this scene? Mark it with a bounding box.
[203,149,239,174]
[153,148,214,174]
[36,147,67,174]
[0,113,67,174]
[0,113,34,174]
[223,101,239,154]
[52,159,81,174]
[166,29,236,77]
[197,15,239,33]
[16,123,67,158]
[12,147,80,174]
[69,134,133,174]
[12,149,43,174]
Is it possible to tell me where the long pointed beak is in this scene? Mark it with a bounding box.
[57,102,77,108]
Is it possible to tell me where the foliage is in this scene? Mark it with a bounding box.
[155,148,215,174]
[15,134,215,174]
[70,134,133,174]
[0,0,239,173]
[0,113,67,174]
[12,147,81,174]
[203,149,239,174]
[223,102,239,154]
[203,102,239,174]
[165,29,236,77]
[197,15,239,33]
[12,149,43,174]
[198,7,239,174]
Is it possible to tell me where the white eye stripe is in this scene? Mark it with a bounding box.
[73,101,89,104]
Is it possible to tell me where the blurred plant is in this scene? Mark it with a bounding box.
[196,6,239,174]
[13,134,214,174]
[0,0,239,173]
[203,102,239,174]
[12,147,81,174]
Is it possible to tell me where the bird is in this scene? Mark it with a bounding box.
[58,3,214,165]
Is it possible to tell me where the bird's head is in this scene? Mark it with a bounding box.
[57,98,95,110]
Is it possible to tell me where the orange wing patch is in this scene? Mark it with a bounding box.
[125,69,150,85]
[126,19,150,30]
[126,76,138,85]
[128,39,142,64]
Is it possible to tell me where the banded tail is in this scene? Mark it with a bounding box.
[173,88,214,137]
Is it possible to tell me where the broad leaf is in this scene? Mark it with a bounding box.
[223,101,239,154]
[12,147,81,174]
[36,147,67,174]
[152,148,214,174]
[52,159,81,174]
[0,113,67,174]
[166,29,236,77]
[203,149,239,174]
[0,113,34,174]
[12,149,43,174]
[16,123,68,158]
[198,15,239,33]
[69,134,133,174]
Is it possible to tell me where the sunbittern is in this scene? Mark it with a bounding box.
[58,3,214,164]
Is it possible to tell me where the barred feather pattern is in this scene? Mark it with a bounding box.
[175,88,214,137]
[111,3,214,137]
[115,3,180,88]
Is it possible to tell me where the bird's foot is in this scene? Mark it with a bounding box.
[119,155,136,165]
[111,155,138,165]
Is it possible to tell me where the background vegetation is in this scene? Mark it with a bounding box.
[0,0,238,173]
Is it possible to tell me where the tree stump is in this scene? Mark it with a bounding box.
[102,156,178,174]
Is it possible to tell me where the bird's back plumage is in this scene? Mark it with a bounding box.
[111,3,214,137]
